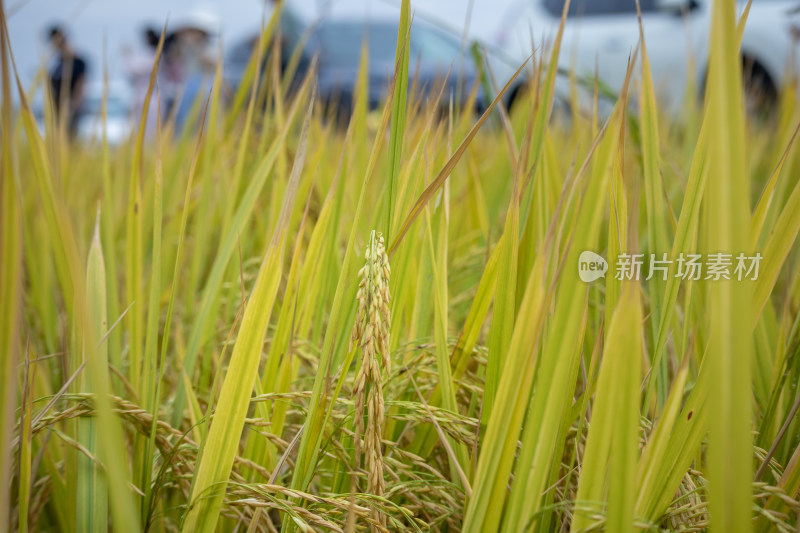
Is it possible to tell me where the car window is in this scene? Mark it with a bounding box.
[544,0,656,17]
[409,26,464,68]
[279,8,306,52]
[315,24,397,67]
[228,8,306,67]
[314,23,469,71]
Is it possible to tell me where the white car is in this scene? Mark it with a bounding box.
[494,0,800,113]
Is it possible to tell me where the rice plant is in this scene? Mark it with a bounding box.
[2,0,800,531]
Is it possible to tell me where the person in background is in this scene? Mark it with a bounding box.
[123,26,161,135]
[168,9,219,130]
[47,25,88,137]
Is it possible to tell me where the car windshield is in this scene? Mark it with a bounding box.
[409,26,464,68]
[228,8,306,66]
[313,23,467,70]
[314,23,398,67]
[544,0,658,16]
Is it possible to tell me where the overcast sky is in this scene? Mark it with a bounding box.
[6,0,521,87]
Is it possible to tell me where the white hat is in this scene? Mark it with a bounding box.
[173,7,220,36]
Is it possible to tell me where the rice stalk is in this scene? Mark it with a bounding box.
[351,230,391,526]
[0,4,21,529]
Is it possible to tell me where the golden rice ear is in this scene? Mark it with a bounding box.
[351,230,391,527]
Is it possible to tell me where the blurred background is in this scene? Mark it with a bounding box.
[5,0,515,79]
[6,0,508,89]
[6,0,520,141]
[7,0,800,143]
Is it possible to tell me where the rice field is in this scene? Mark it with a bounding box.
[2,0,800,531]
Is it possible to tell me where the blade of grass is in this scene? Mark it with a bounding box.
[85,212,141,532]
[482,142,521,423]
[0,4,21,528]
[424,177,470,480]
[127,22,166,396]
[752,175,800,322]
[287,36,407,506]
[99,47,122,375]
[636,1,671,407]
[705,1,753,531]
[181,86,314,533]
[388,59,528,258]
[386,0,410,239]
[77,215,110,532]
[502,50,636,533]
[18,349,33,533]
[171,70,314,426]
[571,284,643,532]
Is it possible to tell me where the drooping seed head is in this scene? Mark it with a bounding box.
[350,230,391,523]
